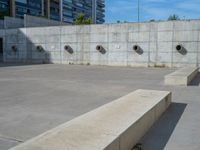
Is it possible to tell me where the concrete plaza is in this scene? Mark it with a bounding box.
[0,64,199,150]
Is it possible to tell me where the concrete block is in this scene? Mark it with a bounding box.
[165,67,199,85]
[77,43,90,52]
[5,35,18,43]
[90,33,108,43]
[75,51,90,65]
[157,42,173,52]
[61,26,77,34]
[10,89,171,150]
[45,35,60,43]
[173,52,197,65]
[61,34,77,43]
[173,20,200,31]
[150,52,172,66]
[149,22,158,32]
[127,23,150,32]
[90,51,108,65]
[45,43,61,52]
[0,29,5,36]
[26,28,46,35]
[109,32,128,43]
[149,42,157,52]
[45,27,61,35]
[173,31,199,42]
[158,31,173,42]
[109,43,127,52]
[28,35,46,43]
[127,51,149,62]
[108,51,127,66]
[17,34,27,44]
[149,31,157,42]
[109,23,128,33]
[63,50,76,62]
[128,32,150,42]
[157,21,174,31]
[76,25,91,34]
[90,24,108,33]
[77,33,91,43]
[49,51,61,61]
[5,29,18,35]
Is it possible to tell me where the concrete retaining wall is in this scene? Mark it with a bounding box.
[0,20,4,29]
[24,15,66,27]
[2,20,200,67]
[4,16,24,29]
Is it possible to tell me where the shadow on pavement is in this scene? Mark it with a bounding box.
[140,102,187,150]
[0,63,48,68]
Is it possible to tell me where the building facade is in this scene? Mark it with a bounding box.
[0,0,105,23]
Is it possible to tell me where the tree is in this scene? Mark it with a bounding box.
[74,13,92,25]
[168,14,180,21]
[0,11,9,19]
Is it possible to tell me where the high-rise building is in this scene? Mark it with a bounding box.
[0,0,105,24]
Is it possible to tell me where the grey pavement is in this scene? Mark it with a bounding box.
[0,64,199,150]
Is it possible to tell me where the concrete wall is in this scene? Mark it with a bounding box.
[2,20,200,67]
[24,15,67,27]
[2,15,65,29]
[0,20,4,29]
[4,16,24,29]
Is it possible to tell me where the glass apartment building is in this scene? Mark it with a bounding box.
[0,0,105,24]
[0,0,10,19]
[15,0,42,18]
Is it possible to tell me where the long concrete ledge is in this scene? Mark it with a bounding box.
[10,89,171,150]
[165,67,199,86]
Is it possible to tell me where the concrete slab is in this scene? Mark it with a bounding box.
[0,64,199,150]
[10,90,171,150]
[164,67,199,85]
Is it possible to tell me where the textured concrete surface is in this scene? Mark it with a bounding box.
[10,90,171,150]
[165,67,199,85]
[0,20,200,67]
[0,64,199,150]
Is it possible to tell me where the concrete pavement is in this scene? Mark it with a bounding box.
[0,64,199,150]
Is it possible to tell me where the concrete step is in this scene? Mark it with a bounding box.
[10,89,171,150]
[164,67,199,86]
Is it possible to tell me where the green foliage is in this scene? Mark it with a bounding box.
[0,11,9,19]
[149,19,155,22]
[74,13,92,25]
[168,14,180,21]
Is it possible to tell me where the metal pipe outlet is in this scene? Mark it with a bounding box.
[96,45,106,54]
[64,45,73,54]
[133,45,143,55]
[11,45,17,52]
[36,45,44,52]
[176,44,187,55]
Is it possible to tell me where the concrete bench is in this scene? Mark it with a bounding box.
[165,67,199,86]
[10,89,171,150]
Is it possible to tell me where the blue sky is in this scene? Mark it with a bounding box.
[105,0,200,23]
